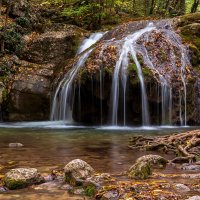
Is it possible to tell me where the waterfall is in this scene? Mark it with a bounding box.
[51,21,191,126]
[51,33,104,122]
[77,32,104,54]
[110,23,156,126]
[161,29,190,126]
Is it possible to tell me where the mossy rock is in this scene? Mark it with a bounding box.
[128,155,167,179]
[128,161,151,179]
[4,168,44,190]
[84,184,97,196]
[177,13,200,27]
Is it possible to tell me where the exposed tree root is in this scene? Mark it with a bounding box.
[129,130,200,164]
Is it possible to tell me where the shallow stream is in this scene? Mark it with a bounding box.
[0,122,199,199]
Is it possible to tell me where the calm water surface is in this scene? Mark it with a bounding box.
[0,122,197,173]
[0,122,198,200]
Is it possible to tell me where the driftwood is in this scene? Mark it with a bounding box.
[129,130,200,164]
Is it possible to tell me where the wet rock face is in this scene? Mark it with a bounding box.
[194,78,200,125]
[174,13,200,125]
[4,57,53,121]
[21,26,85,64]
[176,13,200,67]
[1,25,87,121]
[0,82,5,104]
[54,19,198,125]
[4,168,44,190]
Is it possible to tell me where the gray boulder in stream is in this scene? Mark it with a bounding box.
[64,159,95,186]
[4,168,44,190]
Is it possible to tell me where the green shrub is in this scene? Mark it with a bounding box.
[0,62,15,77]
[1,24,23,54]
[16,17,31,28]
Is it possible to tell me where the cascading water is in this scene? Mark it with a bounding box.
[110,23,156,126]
[51,33,104,122]
[51,20,191,126]
[77,33,104,54]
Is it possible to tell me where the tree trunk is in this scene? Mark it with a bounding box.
[0,0,11,53]
[149,0,156,15]
[0,0,2,21]
[191,0,200,13]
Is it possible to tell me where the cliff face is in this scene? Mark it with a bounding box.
[0,0,88,121]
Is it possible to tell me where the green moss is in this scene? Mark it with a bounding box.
[158,50,168,62]
[128,63,137,74]
[194,37,200,49]
[77,68,89,83]
[128,162,152,180]
[84,184,96,196]
[142,67,151,77]
[4,177,28,190]
[65,172,83,186]
[103,66,113,74]
[196,156,200,162]
[2,89,8,100]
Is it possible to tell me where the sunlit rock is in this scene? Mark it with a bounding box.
[64,159,95,186]
[4,168,44,190]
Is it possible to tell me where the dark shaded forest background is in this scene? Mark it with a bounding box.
[35,0,200,29]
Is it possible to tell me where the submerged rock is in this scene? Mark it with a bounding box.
[128,155,167,179]
[100,190,119,200]
[181,163,200,171]
[175,183,190,192]
[4,168,44,190]
[8,143,24,148]
[64,159,95,186]
[186,196,200,200]
[33,182,60,190]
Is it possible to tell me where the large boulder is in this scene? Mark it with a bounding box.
[4,168,44,190]
[64,159,95,186]
[5,58,53,121]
